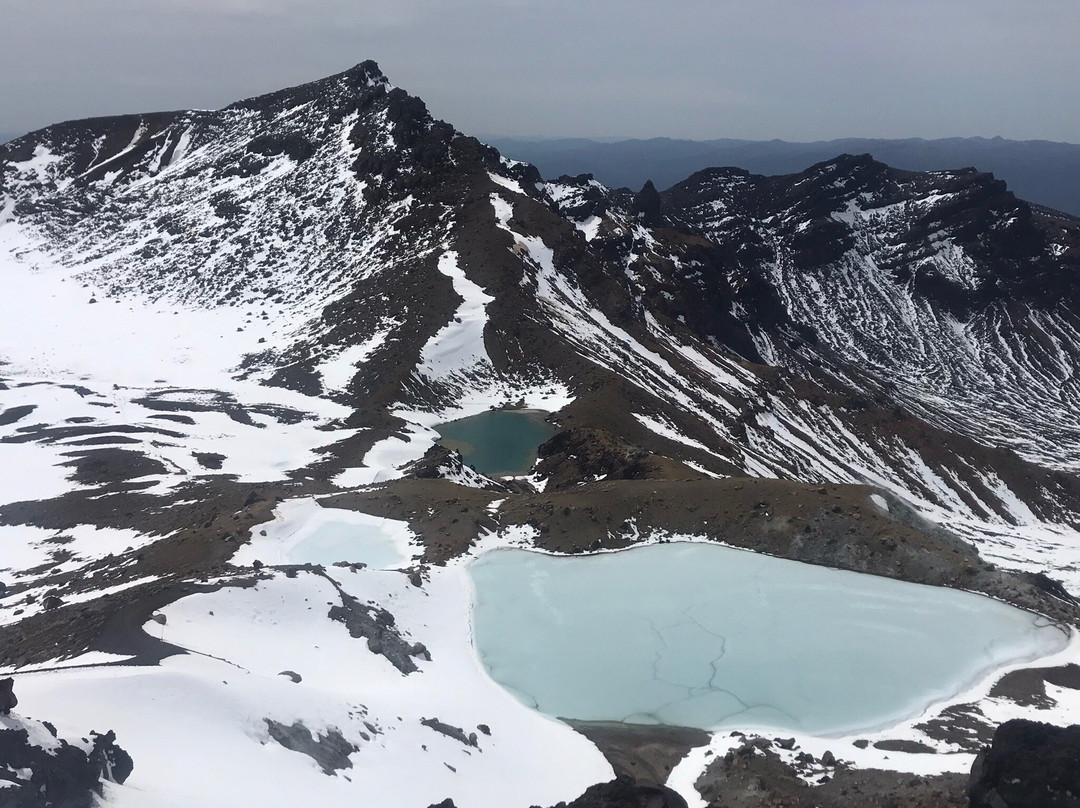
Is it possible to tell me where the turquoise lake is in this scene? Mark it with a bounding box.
[469,543,1068,734]
[435,409,556,476]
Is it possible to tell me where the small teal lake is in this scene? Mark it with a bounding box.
[469,543,1067,735]
[435,409,556,476]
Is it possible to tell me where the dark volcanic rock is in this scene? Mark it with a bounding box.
[0,405,35,426]
[566,720,710,784]
[0,678,16,714]
[60,447,169,487]
[264,719,357,775]
[633,180,664,226]
[0,717,132,808]
[694,736,966,807]
[193,451,226,470]
[916,702,996,752]
[990,663,1080,708]
[871,739,936,754]
[536,428,694,491]
[540,775,688,808]
[420,717,479,748]
[89,730,134,786]
[968,719,1080,808]
[245,131,316,163]
[327,586,430,674]
[402,443,509,491]
[403,443,460,479]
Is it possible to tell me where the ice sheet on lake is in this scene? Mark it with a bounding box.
[232,498,415,569]
[469,543,1068,735]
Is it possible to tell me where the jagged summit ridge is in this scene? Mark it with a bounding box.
[0,59,464,326]
[228,59,392,111]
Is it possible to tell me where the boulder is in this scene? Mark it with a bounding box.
[539,775,688,808]
[968,719,1080,808]
[0,677,15,714]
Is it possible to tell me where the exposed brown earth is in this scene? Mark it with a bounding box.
[989,663,1080,707]
[0,477,313,668]
[566,721,711,784]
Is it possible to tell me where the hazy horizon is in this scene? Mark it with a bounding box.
[6,123,1080,150]
[2,1,1079,145]
[478,133,1080,147]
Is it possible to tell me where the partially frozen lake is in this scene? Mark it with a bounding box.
[435,409,555,476]
[235,499,414,570]
[469,543,1068,734]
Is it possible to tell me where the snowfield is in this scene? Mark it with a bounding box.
[0,223,356,498]
[7,510,1080,807]
[11,538,614,808]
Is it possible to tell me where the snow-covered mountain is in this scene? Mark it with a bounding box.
[2,62,1080,807]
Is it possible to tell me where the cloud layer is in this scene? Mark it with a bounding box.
[1,0,1077,142]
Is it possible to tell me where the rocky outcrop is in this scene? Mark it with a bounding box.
[0,716,132,808]
[535,428,688,491]
[403,444,462,480]
[403,444,509,491]
[420,717,479,749]
[968,719,1080,808]
[264,720,357,776]
[327,586,430,674]
[0,678,15,714]
[693,735,966,807]
[540,776,688,808]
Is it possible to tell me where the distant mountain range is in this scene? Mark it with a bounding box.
[486,135,1080,217]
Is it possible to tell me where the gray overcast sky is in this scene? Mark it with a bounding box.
[1,0,1078,143]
